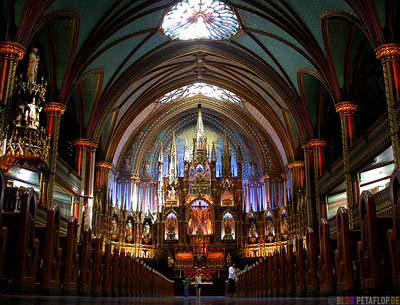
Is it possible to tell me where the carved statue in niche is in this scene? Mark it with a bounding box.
[249,222,257,243]
[111,216,118,241]
[266,218,274,242]
[281,216,288,240]
[27,48,39,84]
[125,219,133,243]
[226,252,231,267]
[121,155,131,172]
[143,223,151,244]
[142,156,151,177]
[223,218,233,239]
[166,218,176,240]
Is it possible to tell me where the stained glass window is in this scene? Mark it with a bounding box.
[162,0,239,40]
[157,82,243,105]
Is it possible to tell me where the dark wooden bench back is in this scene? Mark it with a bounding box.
[0,170,6,276]
[318,217,336,294]
[102,240,112,296]
[305,227,319,295]
[334,207,360,293]
[62,216,79,294]
[2,188,39,293]
[295,235,305,295]
[39,205,62,291]
[389,168,400,287]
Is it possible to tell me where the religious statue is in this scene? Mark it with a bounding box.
[266,218,274,242]
[27,48,39,84]
[166,218,176,240]
[121,155,131,172]
[111,216,118,241]
[143,223,151,244]
[125,219,133,243]
[15,100,25,127]
[249,222,257,243]
[281,215,288,240]
[223,218,233,239]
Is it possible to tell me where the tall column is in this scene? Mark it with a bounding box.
[73,139,97,235]
[43,102,66,208]
[95,161,112,237]
[86,142,97,229]
[302,139,326,231]
[335,101,357,227]
[0,42,25,129]
[288,161,304,236]
[375,44,400,167]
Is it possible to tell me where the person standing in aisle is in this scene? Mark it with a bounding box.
[195,270,202,298]
[228,263,236,297]
[183,274,190,297]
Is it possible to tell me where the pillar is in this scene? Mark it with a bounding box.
[95,161,112,237]
[375,43,400,167]
[73,138,97,237]
[0,42,25,129]
[43,102,66,208]
[288,161,305,236]
[335,101,358,227]
[302,139,326,231]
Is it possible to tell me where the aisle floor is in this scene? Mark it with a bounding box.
[1,296,330,305]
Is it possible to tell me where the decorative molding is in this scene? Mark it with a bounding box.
[335,101,357,116]
[302,139,327,150]
[0,41,26,61]
[43,102,66,116]
[375,43,400,62]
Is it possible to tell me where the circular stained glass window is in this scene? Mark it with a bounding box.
[162,0,240,40]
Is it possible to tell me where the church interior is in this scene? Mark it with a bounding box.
[0,0,400,303]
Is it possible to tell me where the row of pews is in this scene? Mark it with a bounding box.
[233,169,400,297]
[0,174,173,297]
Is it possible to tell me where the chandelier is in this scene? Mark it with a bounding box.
[0,48,50,174]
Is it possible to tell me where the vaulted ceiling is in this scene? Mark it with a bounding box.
[1,0,396,173]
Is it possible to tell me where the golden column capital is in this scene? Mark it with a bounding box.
[335,101,357,116]
[0,41,25,61]
[73,138,97,150]
[96,161,112,170]
[302,139,327,150]
[43,102,66,116]
[288,161,304,169]
[375,43,400,62]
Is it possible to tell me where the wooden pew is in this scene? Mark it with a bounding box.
[78,227,92,295]
[357,191,392,293]
[92,235,103,296]
[286,241,295,296]
[102,240,112,296]
[305,227,319,296]
[125,252,132,296]
[334,207,360,294]
[35,205,62,294]
[318,218,336,296]
[260,258,267,297]
[295,235,306,296]
[272,250,280,296]
[389,169,400,291]
[60,216,79,295]
[0,170,6,278]
[267,255,273,296]
[119,248,126,296]
[2,188,39,294]
[111,245,119,296]
[279,245,287,296]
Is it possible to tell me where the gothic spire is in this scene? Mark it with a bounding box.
[222,133,231,177]
[211,142,217,162]
[168,131,178,181]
